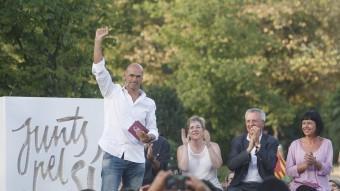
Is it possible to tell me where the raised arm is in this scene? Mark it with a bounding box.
[204,130,223,168]
[177,128,190,171]
[91,27,115,97]
[93,27,109,64]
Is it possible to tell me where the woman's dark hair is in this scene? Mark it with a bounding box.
[301,110,324,136]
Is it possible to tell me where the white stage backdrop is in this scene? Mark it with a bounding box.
[0,97,104,191]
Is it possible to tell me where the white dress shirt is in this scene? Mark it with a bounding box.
[243,133,263,183]
[92,59,158,163]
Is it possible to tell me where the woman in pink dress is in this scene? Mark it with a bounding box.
[286,110,333,191]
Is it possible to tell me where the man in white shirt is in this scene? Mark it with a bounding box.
[92,27,159,191]
[227,108,278,191]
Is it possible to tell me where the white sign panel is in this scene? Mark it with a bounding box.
[0,97,104,191]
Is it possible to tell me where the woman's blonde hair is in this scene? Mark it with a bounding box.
[186,115,206,129]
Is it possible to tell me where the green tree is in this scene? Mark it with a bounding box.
[2,0,340,164]
[323,86,340,163]
[139,0,340,158]
[146,85,186,142]
[0,0,121,97]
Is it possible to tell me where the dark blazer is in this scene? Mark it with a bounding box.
[227,133,279,187]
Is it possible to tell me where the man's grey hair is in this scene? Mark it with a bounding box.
[245,108,266,122]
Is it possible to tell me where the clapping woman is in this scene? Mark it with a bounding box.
[177,115,223,191]
[286,110,333,191]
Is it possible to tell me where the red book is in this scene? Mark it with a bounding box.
[128,121,149,141]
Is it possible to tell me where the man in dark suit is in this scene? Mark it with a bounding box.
[227,108,279,191]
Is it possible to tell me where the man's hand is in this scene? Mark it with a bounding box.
[247,137,255,153]
[95,27,109,42]
[93,27,109,64]
[247,125,261,152]
[146,143,154,160]
[252,126,261,144]
[136,130,154,143]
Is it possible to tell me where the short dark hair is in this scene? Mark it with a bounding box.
[300,110,324,136]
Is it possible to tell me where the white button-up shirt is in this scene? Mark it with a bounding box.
[92,59,158,163]
[243,133,263,183]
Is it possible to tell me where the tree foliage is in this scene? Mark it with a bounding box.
[146,85,186,142]
[132,0,340,158]
[0,0,115,97]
